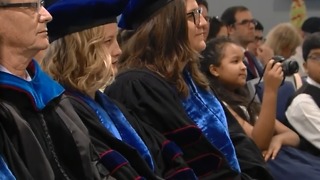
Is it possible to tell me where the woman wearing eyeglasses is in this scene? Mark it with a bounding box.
[104,0,267,179]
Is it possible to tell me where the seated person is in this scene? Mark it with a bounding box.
[262,23,303,89]
[106,0,274,179]
[43,0,195,179]
[247,19,265,57]
[207,16,228,41]
[202,36,320,180]
[286,32,320,156]
[200,36,299,159]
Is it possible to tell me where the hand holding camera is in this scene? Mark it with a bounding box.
[263,58,284,91]
[263,56,299,90]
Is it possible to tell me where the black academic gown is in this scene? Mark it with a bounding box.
[66,90,196,180]
[105,69,245,180]
[0,61,102,180]
[106,68,274,180]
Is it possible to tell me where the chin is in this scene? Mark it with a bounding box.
[195,42,206,52]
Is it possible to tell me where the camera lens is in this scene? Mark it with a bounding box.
[282,60,299,76]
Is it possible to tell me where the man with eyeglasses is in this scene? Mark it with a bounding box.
[221,6,264,81]
[247,19,265,57]
[285,32,320,156]
[0,0,103,179]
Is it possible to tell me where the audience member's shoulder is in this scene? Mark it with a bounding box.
[116,68,166,83]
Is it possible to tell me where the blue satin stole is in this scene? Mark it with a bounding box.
[75,91,154,170]
[0,60,64,110]
[0,155,15,180]
[181,71,240,172]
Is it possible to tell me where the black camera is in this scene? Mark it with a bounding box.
[272,55,299,76]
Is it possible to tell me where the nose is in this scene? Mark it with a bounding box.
[112,41,122,60]
[39,7,53,23]
[248,22,255,29]
[241,61,247,70]
[199,14,208,27]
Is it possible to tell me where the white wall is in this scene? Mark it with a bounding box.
[207,0,320,33]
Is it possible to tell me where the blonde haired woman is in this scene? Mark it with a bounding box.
[263,23,303,88]
[265,23,302,59]
[43,0,195,179]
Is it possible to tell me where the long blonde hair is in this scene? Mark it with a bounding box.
[42,25,114,96]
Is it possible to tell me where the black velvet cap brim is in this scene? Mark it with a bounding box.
[47,0,128,42]
[118,0,173,30]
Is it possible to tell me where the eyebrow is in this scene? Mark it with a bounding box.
[186,7,199,13]
[309,53,320,56]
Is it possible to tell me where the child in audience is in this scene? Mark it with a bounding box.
[201,36,320,180]
[286,32,320,156]
[200,36,299,158]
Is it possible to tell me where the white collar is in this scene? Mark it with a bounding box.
[307,77,320,89]
[0,64,32,81]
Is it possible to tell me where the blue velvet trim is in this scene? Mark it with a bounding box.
[0,155,15,180]
[163,125,202,147]
[73,91,122,140]
[0,60,64,110]
[166,168,197,180]
[162,140,183,162]
[72,91,154,170]
[180,71,240,172]
[99,150,129,174]
[95,91,154,171]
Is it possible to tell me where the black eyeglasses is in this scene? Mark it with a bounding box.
[234,19,257,26]
[187,7,203,26]
[0,0,44,12]
[255,36,265,42]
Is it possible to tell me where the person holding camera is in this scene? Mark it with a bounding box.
[200,36,300,159]
[201,36,320,180]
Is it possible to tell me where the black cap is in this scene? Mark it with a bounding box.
[47,0,128,42]
[301,17,320,34]
[118,0,173,30]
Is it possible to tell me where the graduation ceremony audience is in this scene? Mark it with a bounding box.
[263,23,303,89]
[0,0,319,179]
[0,0,103,179]
[221,6,264,80]
[105,0,274,179]
[247,20,265,57]
[291,17,320,76]
[105,0,242,178]
[206,16,228,41]
[42,0,195,179]
[200,37,298,154]
[285,32,320,156]
[200,35,320,180]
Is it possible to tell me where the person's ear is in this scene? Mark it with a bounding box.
[227,25,235,36]
[209,64,220,77]
[303,61,308,74]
